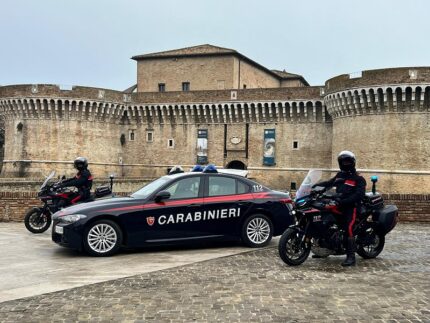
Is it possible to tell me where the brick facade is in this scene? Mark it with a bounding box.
[0,191,428,223]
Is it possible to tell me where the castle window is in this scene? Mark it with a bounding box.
[129,130,135,141]
[158,83,165,92]
[243,84,247,89]
[168,139,175,148]
[182,82,190,92]
[290,182,297,190]
[146,131,153,142]
[293,141,299,150]
[17,122,23,132]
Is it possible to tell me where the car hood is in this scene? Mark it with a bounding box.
[53,196,143,218]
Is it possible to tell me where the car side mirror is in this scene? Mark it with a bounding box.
[155,191,171,202]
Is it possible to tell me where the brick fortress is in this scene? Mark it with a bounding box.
[0,45,429,221]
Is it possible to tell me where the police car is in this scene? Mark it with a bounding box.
[52,165,293,256]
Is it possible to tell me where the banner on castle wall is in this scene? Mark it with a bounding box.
[263,129,275,166]
[197,129,208,164]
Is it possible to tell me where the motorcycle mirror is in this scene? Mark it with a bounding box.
[371,176,378,195]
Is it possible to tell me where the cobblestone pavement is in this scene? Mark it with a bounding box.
[1,223,429,322]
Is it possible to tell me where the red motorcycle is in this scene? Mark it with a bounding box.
[24,172,112,233]
[278,170,399,266]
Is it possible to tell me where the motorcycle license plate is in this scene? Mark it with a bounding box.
[55,226,63,234]
[313,215,322,222]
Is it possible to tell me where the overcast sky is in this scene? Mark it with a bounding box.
[1,0,429,90]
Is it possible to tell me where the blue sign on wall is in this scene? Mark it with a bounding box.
[263,129,275,166]
[197,129,208,164]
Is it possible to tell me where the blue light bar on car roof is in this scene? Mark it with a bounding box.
[202,164,218,173]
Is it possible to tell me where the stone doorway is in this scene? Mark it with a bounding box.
[226,160,246,170]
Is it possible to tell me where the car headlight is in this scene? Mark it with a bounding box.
[60,214,87,223]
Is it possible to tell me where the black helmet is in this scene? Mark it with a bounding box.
[168,165,184,175]
[74,157,88,170]
[337,150,356,172]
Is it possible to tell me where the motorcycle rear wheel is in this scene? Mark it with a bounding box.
[357,231,385,259]
[24,208,51,234]
[278,228,311,266]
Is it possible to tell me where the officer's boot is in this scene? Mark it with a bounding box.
[341,237,356,267]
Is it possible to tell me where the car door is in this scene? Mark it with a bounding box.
[202,175,253,237]
[140,175,206,243]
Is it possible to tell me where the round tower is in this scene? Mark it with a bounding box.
[324,67,430,193]
[0,85,126,178]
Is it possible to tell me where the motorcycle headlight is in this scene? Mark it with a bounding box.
[60,214,87,223]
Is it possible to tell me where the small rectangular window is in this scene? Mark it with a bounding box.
[182,82,190,92]
[168,139,175,148]
[146,131,153,142]
[243,84,247,89]
[290,182,297,190]
[129,130,135,141]
[293,141,299,150]
[158,83,165,92]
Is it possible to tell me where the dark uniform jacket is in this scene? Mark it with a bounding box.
[317,171,366,208]
[60,169,93,197]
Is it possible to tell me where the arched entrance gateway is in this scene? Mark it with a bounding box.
[226,160,247,170]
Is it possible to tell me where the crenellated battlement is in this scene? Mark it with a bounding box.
[324,83,430,119]
[0,85,327,124]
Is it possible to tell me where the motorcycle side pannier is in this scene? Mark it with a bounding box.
[95,185,112,198]
[374,204,399,234]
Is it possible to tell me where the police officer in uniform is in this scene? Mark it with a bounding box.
[314,151,366,266]
[57,157,93,204]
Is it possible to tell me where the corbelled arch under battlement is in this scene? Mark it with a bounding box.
[124,100,327,125]
[324,84,430,118]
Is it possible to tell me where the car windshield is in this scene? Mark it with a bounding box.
[295,169,322,201]
[130,176,171,199]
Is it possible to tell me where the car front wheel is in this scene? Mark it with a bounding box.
[241,214,273,247]
[83,220,123,257]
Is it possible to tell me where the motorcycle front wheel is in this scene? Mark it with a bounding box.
[24,207,52,234]
[278,227,311,266]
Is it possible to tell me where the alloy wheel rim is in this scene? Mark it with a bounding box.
[29,212,47,229]
[365,235,380,254]
[87,224,117,253]
[285,233,305,260]
[247,217,270,244]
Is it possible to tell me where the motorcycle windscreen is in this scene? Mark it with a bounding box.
[295,169,322,201]
[41,171,56,189]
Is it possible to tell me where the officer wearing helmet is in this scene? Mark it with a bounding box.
[57,157,93,204]
[313,151,366,266]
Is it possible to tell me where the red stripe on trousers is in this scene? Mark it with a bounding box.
[348,208,357,237]
[71,195,82,204]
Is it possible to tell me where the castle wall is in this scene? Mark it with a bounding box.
[0,84,329,190]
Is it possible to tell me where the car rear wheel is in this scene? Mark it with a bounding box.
[83,220,122,257]
[241,214,273,247]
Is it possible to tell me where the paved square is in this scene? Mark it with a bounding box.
[0,223,429,322]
